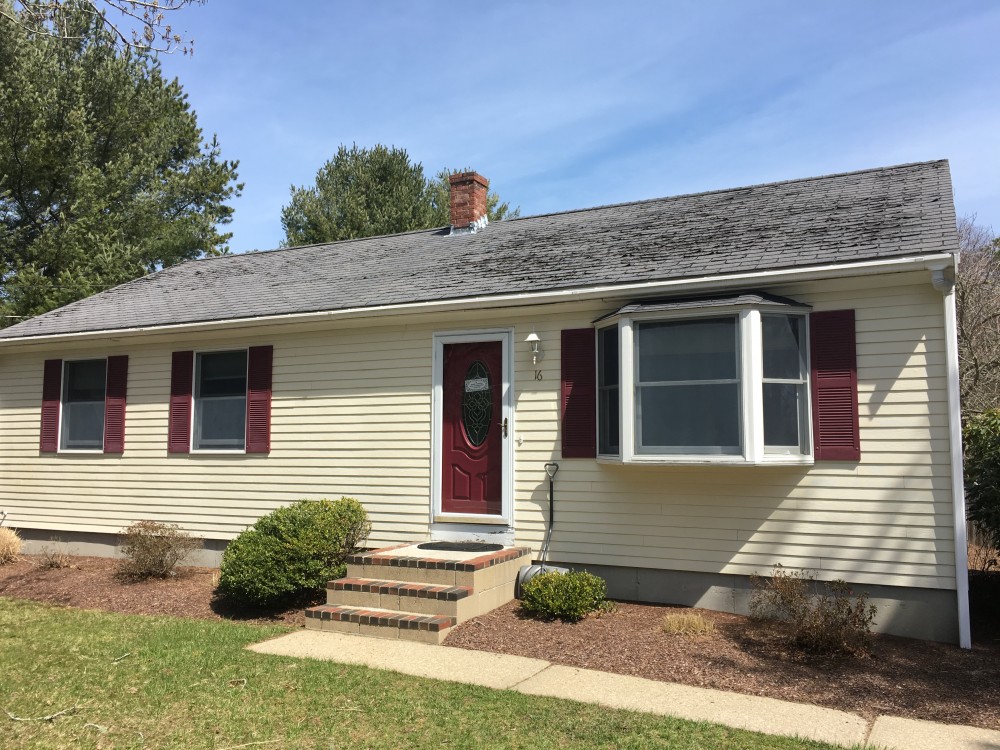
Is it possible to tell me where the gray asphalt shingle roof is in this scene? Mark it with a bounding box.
[0,160,957,340]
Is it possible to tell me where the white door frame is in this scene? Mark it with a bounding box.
[430,328,515,533]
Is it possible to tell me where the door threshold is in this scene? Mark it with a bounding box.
[433,514,509,526]
[429,522,515,547]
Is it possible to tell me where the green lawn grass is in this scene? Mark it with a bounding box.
[0,598,842,749]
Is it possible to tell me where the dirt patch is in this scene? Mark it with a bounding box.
[446,591,1000,731]
[0,554,305,626]
[2,553,998,729]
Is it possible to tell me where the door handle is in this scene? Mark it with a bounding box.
[499,417,508,438]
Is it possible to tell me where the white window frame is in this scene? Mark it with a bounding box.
[191,348,249,454]
[59,357,108,454]
[597,302,813,466]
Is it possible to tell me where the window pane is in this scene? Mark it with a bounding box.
[195,396,246,449]
[61,359,107,450]
[194,351,248,449]
[65,359,107,402]
[637,383,740,453]
[61,401,105,450]
[599,387,619,455]
[762,315,805,380]
[197,351,247,398]
[598,326,619,388]
[763,382,804,448]
[637,318,737,382]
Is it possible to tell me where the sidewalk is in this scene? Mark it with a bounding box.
[248,630,1000,749]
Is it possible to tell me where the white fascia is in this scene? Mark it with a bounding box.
[0,252,954,349]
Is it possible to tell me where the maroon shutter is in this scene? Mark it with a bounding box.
[168,351,194,454]
[40,359,62,452]
[103,355,129,454]
[245,345,273,454]
[561,329,597,459]
[810,310,860,461]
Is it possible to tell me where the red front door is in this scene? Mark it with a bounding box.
[441,341,503,515]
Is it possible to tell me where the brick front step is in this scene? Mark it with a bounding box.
[315,544,529,643]
[331,578,473,602]
[304,604,455,644]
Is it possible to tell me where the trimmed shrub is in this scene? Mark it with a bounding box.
[0,527,21,565]
[218,497,371,608]
[965,409,1000,554]
[520,570,608,621]
[116,520,201,580]
[750,565,877,656]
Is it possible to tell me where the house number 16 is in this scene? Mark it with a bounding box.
[534,370,543,381]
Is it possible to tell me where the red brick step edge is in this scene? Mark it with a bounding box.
[306,605,455,632]
[346,546,529,573]
[331,578,473,601]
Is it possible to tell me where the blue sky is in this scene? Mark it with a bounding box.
[157,1,1000,254]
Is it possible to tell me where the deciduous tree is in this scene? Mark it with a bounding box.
[0,0,202,54]
[956,216,1000,414]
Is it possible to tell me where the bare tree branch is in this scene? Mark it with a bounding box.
[1,0,204,54]
[957,215,1000,415]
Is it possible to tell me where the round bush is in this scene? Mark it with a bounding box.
[520,570,607,621]
[218,497,371,608]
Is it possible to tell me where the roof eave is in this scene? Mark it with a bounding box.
[0,252,956,348]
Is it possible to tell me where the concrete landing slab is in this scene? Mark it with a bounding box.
[867,716,1000,750]
[514,664,867,748]
[248,630,549,690]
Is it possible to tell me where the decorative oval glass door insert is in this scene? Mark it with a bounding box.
[462,360,492,446]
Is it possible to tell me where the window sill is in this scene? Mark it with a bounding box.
[57,449,105,455]
[596,454,813,467]
[189,449,247,456]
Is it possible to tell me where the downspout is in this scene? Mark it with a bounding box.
[931,259,971,649]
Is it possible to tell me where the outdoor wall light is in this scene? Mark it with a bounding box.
[525,331,543,365]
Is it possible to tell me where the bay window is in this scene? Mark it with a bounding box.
[597,295,812,465]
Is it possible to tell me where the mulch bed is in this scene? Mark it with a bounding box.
[446,590,1000,730]
[2,553,998,730]
[0,555,305,627]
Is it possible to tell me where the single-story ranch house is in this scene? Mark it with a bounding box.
[0,161,970,646]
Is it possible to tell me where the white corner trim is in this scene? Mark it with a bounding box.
[942,285,971,649]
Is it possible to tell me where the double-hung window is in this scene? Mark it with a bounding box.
[40,355,128,454]
[193,350,248,451]
[596,294,812,465]
[61,359,108,451]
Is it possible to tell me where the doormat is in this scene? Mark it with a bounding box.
[416,541,504,553]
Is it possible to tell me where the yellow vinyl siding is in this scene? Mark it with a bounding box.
[0,269,955,590]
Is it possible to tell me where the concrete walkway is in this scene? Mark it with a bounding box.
[248,630,1000,750]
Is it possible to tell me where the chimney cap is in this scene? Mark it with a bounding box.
[449,171,489,188]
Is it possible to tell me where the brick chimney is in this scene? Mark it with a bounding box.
[449,171,489,233]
